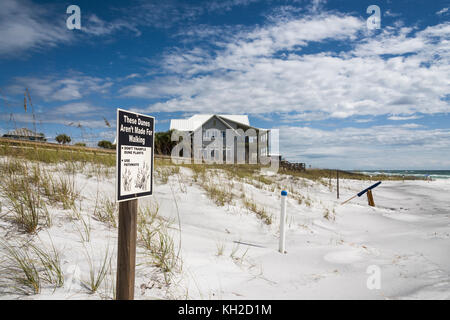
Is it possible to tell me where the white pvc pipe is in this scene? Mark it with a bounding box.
[279,190,287,253]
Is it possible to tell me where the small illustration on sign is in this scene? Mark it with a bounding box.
[122,168,133,192]
[135,161,151,190]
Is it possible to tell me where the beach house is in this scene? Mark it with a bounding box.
[170,114,271,163]
[2,128,46,142]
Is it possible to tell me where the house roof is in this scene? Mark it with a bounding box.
[3,128,44,138]
[170,114,250,132]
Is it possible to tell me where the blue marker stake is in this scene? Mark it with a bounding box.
[279,190,288,253]
[341,181,382,205]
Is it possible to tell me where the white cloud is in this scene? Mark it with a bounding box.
[309,0,327,13]
[82,14,141,37]
[384,10,401,18]
[0,0,72,56]
[9,75,113,102]
[0,0,140,56]
[206,0,261,12]
[125,73,140,80]
[436,7,449,15]
[353,27,425,56]
[354,118,374,123]
[279,112,330,122]
[118,0,262,31]
[280,125,450,169]
[53,102,102,115]
[400,123,423,128]
[120,12,449,120]
[388,114,423,121]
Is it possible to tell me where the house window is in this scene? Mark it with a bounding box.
[226,148,232,160]
[261,147,267,156]
[204,129,221,141]
[261,134,266,142]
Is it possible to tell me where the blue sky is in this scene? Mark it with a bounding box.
[0,0,449,170]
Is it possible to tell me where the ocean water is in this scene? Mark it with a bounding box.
[356,170,450,180]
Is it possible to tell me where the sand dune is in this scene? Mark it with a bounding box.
[0,159,449,299]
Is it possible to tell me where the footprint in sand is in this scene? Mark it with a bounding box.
[324,249,364,264]
[382,212,422,222]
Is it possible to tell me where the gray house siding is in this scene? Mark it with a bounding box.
[173,114,269,164]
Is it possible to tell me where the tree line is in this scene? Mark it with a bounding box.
[54,130,177,153]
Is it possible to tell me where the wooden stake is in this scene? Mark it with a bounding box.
[341,194,357,206]
[116,199,138,300]
[367,190,375,207]
[336,170,340,199]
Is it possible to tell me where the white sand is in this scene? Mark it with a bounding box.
[0,161,449,300]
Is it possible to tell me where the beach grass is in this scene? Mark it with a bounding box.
[0,239,64,295]
[242,195,272,225]
[82,246,112,294]
[0,139,420,182]
[137,203,179,274]
[0,140,115,167]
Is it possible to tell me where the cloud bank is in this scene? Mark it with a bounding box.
[120,12,449,120]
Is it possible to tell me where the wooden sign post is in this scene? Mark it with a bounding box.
[116,199,138,300]
[367,190,375,207]
[116,108,154,300]
[341,181,381,207]
[336,170,340,199]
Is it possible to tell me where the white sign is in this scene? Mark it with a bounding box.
[116,108,154,202]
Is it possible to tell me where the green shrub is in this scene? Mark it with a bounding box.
[55,134,71,145]
[97,140,115,149]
